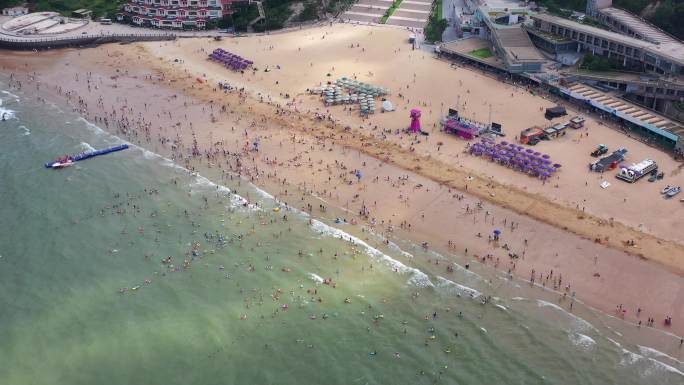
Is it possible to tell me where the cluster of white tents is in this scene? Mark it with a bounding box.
[309,77,393,114]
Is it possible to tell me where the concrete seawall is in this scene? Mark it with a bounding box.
[0,33,177,50]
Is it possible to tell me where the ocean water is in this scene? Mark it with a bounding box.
[0,82,682,385]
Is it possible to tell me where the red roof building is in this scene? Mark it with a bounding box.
[121,0,247,29]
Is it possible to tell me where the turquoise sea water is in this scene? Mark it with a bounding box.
[0,81,683,384]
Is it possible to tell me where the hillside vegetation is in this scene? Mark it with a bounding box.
[538,0,683,40]
[0,0,126,18]
[0,0,348,31]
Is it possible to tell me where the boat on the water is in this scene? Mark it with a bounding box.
[45,144,129,169]
[46,159,74,169]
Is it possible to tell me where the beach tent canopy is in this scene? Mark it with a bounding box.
[545,106,567,120]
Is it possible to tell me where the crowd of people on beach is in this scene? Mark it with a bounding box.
[3,43,679,344]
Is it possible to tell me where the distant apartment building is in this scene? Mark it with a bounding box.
[121,0,242,29]
[1,6,29,17]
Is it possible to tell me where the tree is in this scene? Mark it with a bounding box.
[649,0,684,41]
[217,14,234,29]
[581,54,612,71]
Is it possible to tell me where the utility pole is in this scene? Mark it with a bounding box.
[488,103,492,126]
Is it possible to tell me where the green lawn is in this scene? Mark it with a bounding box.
[468,48,493,59]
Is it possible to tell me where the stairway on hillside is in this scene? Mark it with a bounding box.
[249,1,266,28]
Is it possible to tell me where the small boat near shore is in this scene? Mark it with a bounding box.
[45,144,129,169]
[45,158,74,169]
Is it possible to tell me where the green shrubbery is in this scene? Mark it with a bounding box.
[580,53,613,71]
[296,0,319,22]
[424,0,446,43]
[31,0,126,19]
[325,0,355,15]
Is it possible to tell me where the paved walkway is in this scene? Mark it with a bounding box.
[342,0,393,24]
[386,0,432,29]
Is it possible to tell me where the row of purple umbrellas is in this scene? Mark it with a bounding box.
[469,138,562,179]
[208,48,253,71]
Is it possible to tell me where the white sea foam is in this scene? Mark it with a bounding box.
[620,348,684,377]
[536,300,598,332]
[1,90,20,101]
[141,148,160,160]
[309,273,324,283]
[638,345,684,366]
[78,117,109,138]
[19,125,30,136]
[495,304,507,311]
[392,244,415,259]
[365,230,416,261]
[252,184,275,200]
[620,348,641,366]
[80,142,96,152]
[450,261,485,280]
[0,107,15,120]
[189,174,253,209]
[435,276,481,298]
[568,332,596,351]
[309,219,433,288]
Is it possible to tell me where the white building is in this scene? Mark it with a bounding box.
[2,6,29,17]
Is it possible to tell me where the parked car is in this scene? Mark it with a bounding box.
[591,144,608,157]
[665,186,681,198]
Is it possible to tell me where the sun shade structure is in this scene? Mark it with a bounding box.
[468,138,561,180]
[208,48,254,71]
[309,77,389,115]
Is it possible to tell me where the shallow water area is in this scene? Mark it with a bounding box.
[0,80,683,385]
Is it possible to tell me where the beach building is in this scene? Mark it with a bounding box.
[1,6,29,17]
[525,4,684,149]
[473,6,545,73]
[558,82,684,151]
[587,0,679,48]
[529,13,684,77]
[121,0,237,29]
[439,5,545,73]
[71,9,92,19]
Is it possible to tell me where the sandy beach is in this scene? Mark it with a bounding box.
[2,23,682,351]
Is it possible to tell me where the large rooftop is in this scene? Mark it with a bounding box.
[565,83,684,140]
[477,5,535,30]
[532,13,684,65]
[598,7,677,45]
[497,27,545,63]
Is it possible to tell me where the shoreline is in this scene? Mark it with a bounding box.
[1,29,682,355]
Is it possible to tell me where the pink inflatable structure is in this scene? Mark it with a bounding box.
[409,109,421,133]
